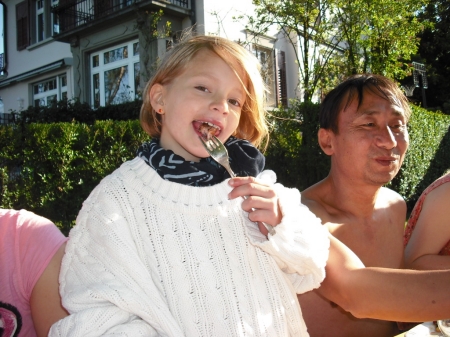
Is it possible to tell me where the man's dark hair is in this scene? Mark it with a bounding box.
[319,74,411,133]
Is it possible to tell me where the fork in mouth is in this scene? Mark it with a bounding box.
[199,135,276,236]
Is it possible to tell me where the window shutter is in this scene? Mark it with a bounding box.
[274,49,288,107]
[16,1,29,50]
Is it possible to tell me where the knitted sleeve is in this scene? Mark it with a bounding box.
[246,175,330,295]
[49,178,183,337]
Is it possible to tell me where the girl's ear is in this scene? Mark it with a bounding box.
[149,83,165,114]
[318,128,334,155]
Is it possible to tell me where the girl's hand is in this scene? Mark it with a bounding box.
[228,176,282,236]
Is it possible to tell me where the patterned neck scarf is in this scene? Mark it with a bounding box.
[137,136,265,186]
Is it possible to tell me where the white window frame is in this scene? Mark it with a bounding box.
[36,0,45,42]
[51,0,60,35]
[33,74,68,107]
[32,0,60,43]
[251,44,277,107]
[90,39,140,108]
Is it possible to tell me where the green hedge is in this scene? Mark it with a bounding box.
[10,99,141,124]
[389,105,450,210]
[1,102,449,233]
[0,120,149,234]
[264,101,330,191]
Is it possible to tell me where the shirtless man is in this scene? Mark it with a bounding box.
[297,74,410,337]
[230,74,450,335]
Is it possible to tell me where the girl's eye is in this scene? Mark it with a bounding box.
[195,86,209,93]
[228,99,241,107]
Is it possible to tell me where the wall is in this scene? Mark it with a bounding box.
[0,0,72,112]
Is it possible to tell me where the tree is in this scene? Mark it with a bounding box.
[415,0,450,113]
[244,0,428,101]
[344,0,427,79]
[244,0,343,102]
[331,0,367,75]
[135,9,172,88]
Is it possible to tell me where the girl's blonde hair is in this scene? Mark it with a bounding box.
[140,34,269,148]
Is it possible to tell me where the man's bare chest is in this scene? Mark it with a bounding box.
[326,219,404,268]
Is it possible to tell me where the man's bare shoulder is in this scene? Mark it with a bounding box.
[301,181,330,224]
[376,187,407,231]
[377,186,407,210]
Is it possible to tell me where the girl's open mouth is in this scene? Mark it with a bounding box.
[194,121,221,140]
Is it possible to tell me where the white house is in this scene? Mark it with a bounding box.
[0,0,303,123]
[0,0,73,120]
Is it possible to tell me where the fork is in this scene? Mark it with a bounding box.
[199,136,236,178]
[199,135,275,235]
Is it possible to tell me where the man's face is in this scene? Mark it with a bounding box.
[328,90,409,187]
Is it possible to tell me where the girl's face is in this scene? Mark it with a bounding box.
[150,50,246,162]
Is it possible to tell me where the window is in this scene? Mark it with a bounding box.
[51,0,60,34]
[251,45,288,107]
[16,1,29,50]
[31,0,60,44]
[252,44,277,107]
[0,2,5,73]
[274,49,288,107]
[36,0,44,42]
[33,74,67,107]
[91,40,141,107]
[16,0,60,49]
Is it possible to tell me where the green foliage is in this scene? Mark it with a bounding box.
[347,0,427,79]
[15,99,94,123]
[265,101,330,190]
[135,9,172,40]
[1,103,449,233]
[12,99,141,124]
[135,9,172,85]
[94,100,142,121]
[246,0,429,100]
[389,105,450,210]
[244,0,341,101]
[332,0,429,79]
[414,0,450,113]
[0,120,148,234]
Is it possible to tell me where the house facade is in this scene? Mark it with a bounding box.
[0,0,73,120]
[0,0,300,122]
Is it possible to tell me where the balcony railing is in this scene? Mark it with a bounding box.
[52,0,189,33]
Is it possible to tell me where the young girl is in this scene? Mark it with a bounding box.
[49,34,330,337]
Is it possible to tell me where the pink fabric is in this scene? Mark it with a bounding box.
[404,173,450,255]
[0,209,67,337]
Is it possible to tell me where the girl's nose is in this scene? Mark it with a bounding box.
[210,96,229,114]
[376,126,397,149]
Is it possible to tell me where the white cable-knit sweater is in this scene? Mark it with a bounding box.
[50,157,329,337]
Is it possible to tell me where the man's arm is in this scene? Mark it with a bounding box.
[319,235,450,322]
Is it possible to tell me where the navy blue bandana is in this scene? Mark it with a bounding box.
[137,136,265,186]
